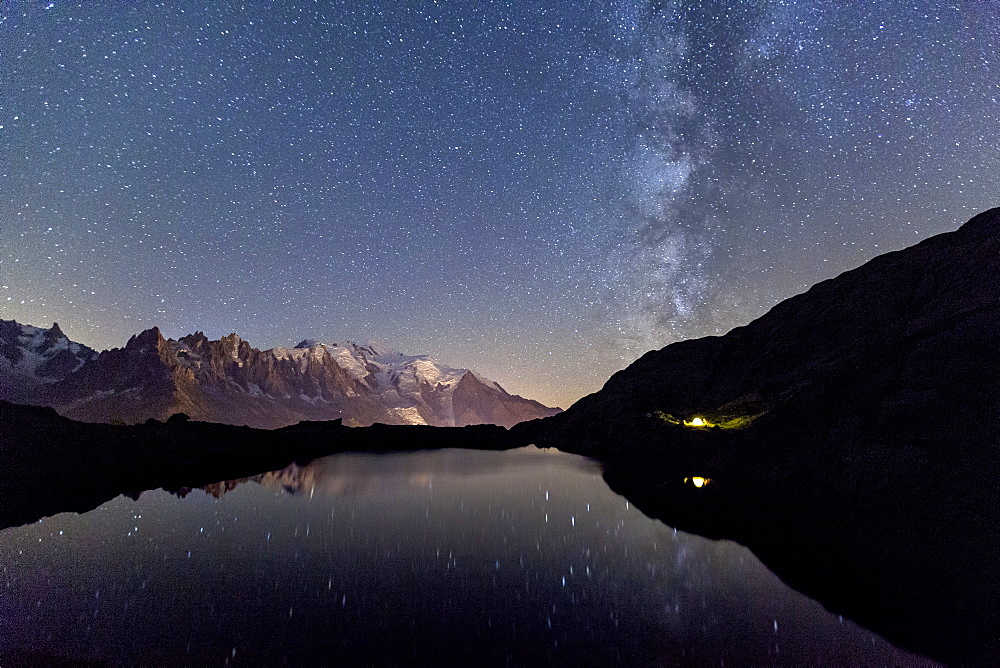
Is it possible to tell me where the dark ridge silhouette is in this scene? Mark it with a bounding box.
[515,206,1000,457]
[511,207,1000,665]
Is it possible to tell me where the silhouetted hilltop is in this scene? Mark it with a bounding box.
[514,206,1000,665]
[517,207,999,456]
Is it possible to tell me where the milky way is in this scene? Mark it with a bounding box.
[2,1,997,408]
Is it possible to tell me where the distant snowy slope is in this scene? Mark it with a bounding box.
[0,320,98,403]
[284,339,554,427]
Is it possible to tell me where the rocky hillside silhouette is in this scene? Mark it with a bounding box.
[514,206,1000,665]
[516,206,1000,457]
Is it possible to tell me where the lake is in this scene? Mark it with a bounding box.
[0,446,935,665]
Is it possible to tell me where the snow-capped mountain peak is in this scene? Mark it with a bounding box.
[0,320,99,402]
[266,337,542,426]
[285,338,474,395]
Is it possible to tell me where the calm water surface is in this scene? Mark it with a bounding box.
[0,446,934,665]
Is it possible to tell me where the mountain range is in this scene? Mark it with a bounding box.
[0,323,559,428]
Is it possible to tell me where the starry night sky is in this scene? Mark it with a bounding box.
[2,1,997,408]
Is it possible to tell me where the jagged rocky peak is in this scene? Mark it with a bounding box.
[2,320,67,355]
[125,326,167,350]
[0,320,100,402]
[44,321,66,343]
[0,319,98,367]
[216,332,251,361]
[219,332,242,347]
[178,331,210,349]
[519,206,1000,452]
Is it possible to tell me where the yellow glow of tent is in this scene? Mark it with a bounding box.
[683,417,709,427]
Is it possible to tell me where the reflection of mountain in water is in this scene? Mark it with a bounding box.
[1,445,932,667]
[0,398,985,665]
[0,400,517,531]
[195,447,599,500]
